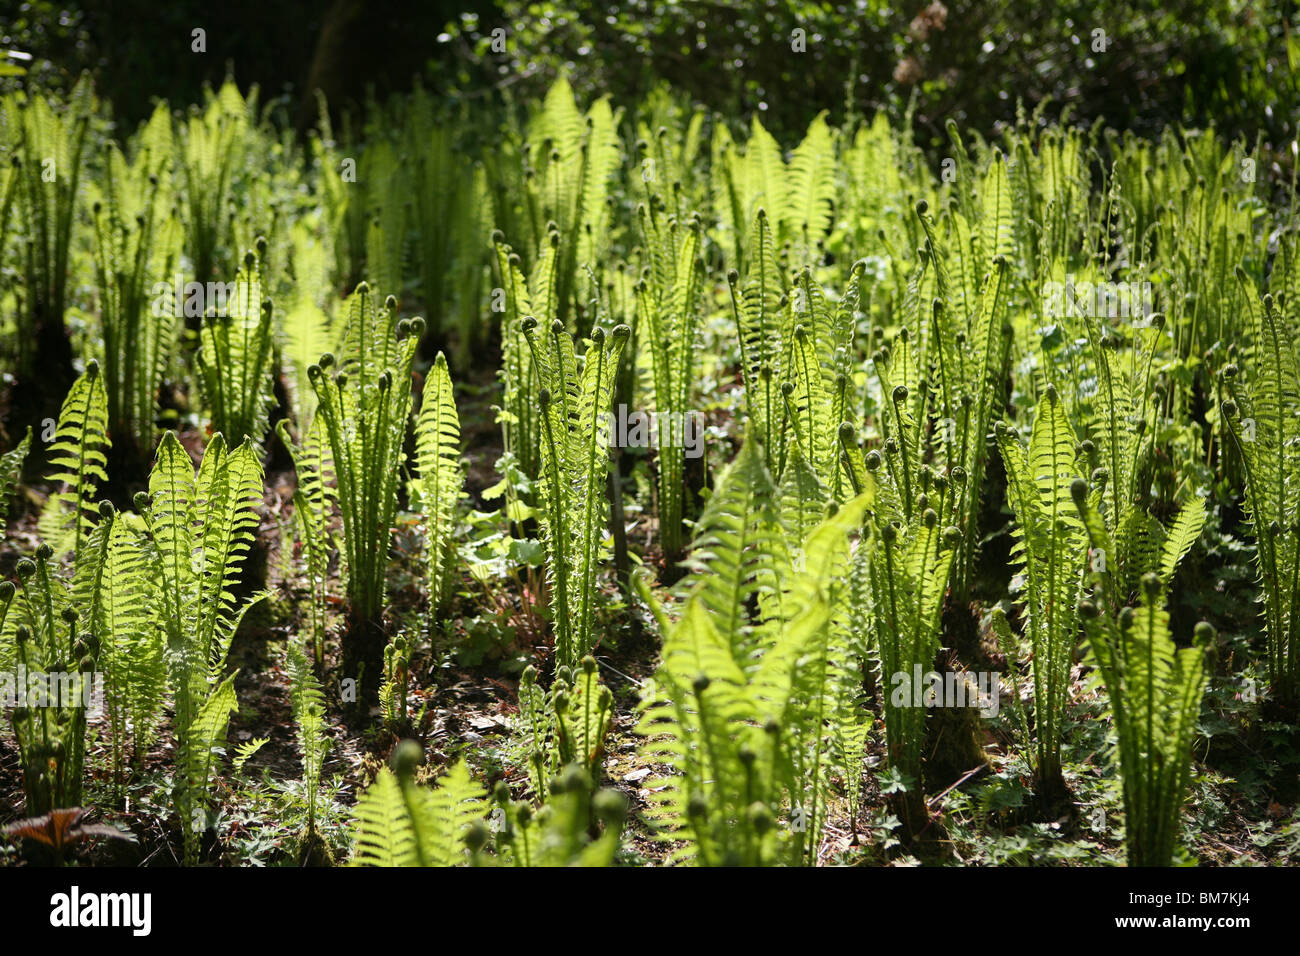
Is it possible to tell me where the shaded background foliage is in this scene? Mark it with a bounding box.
[4,0,1298,149]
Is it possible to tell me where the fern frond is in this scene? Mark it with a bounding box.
[413,352,464,622]
[41,362,110,559]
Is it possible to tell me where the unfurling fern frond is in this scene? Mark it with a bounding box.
[514,653,614,808]
[489,766,626,867]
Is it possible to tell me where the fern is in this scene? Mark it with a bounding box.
[39,362,110,561]
[994,386,1087,791]
[351,744,486,867]
[1221,285,1300,699]
[277,416,337,667]
[489,766,625,867]
[74,504,164,791]
[412,352,464,625]
[12,80,92,386]
[0,544,99,815]
[137,430,265,864]
[1079,575,1213,866]
[0,428,31,526]
[636,436,870,864]
[516,656,613,801]
[522,318,629,668]
[287,640,330,834]
[197,240,277,449]
[634,205,704,563]
[728,210,785,473]
[307,285,422,706]
[90,101,179,462]
[858,503,958,826]
[178,80,250,293]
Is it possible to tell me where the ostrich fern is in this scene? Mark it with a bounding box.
[91,101,180,465]
[1079,575,1213,866]
[0,429,31,526]
[521,317,629,669]
[74,503,164,793]
[307,285,422,707]
[634,203,704,563]
[637,436,871,864]
[1220,281,1300,701]
[135,431,264,864]
[11,81,92,392]
[197,240,277,450]
[0,545,99,816]
[994,387,1087,793]
[411,352,464,626]
[38,362,110,562]
[351,742,485,867]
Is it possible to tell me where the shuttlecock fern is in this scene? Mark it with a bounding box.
[636,434,870,864]
[1220,281,1300,700]
[0,428,31,526]
[307,285,422,707]
[74,503,164,792]
[39,362,110,561]
[412,352,464,626]
[1078,575,1213,866]
[351,743,486,867]
[522,317,629,669]
[197,240,277,450]
[287,640,330,835]
[136,430,264,864]
[994,386,1087,792]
